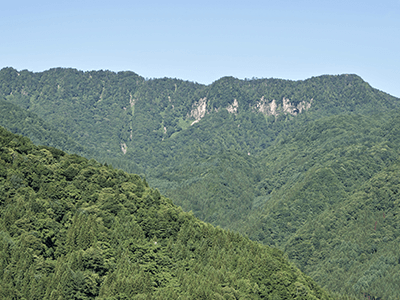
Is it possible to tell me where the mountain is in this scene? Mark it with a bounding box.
[1,68,398,227]
[0,126,332,299]
[243,111,400,298]
[1,67,400,299]
[0,97,85,155]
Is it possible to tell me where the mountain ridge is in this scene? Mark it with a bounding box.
[1,67,399,298]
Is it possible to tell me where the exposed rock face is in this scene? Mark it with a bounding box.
[120,142,127,154]
[188,97,207,125]
[282,97,296,115]
[296,99,313,114]
[256,97,278,116]
[254,97,313,116]
[226,99,238,114]
[129,94,136,107]
[186,96,312,126]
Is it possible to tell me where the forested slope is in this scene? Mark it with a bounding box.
[0,97,85,155]
[235,110,400,299]
[1,67,400,298]
[1,67,398,230]
[0,126,333,299]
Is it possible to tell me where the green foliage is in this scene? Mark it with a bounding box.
[0,126,331,299]
[2,67,400,298]
[240,111,400,299]
[0,97,85,155]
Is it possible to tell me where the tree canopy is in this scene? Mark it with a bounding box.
[1,67,400,299]
[0,126,332,299]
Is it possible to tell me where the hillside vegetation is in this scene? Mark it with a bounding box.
[1,67,400,298]
[0,126,332,299]
[244,112,400,298]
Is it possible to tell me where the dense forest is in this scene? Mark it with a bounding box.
[1,67,399,299]
[0,126,333,299]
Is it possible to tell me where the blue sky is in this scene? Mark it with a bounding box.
[1,0,399,97]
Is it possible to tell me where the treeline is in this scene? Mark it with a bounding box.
[1,68,398,167]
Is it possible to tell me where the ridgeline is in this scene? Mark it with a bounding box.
[1,67,399,298]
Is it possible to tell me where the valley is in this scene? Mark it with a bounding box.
[1,67,399,299]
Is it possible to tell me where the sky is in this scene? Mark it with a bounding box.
[1,0,400,97]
